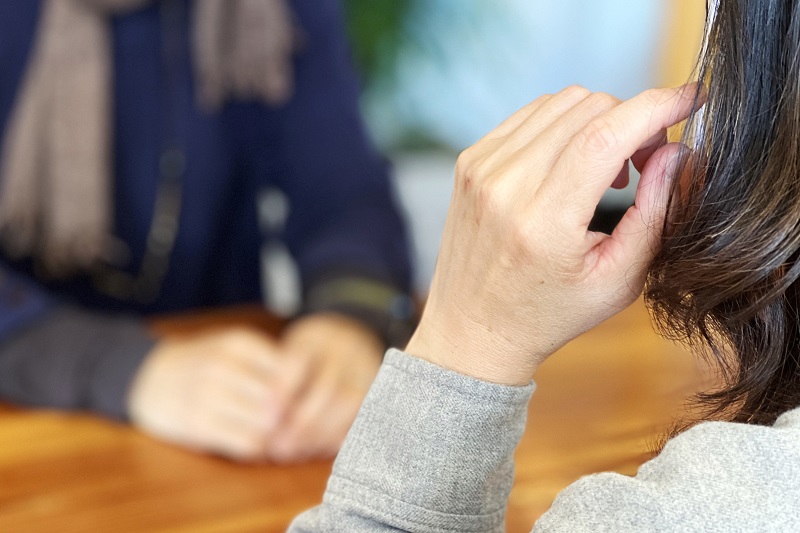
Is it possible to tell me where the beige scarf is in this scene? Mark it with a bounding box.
[0,0,295,276]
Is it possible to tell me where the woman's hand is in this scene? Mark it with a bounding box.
[406,85,698,386]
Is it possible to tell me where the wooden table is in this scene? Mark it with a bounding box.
[0,300,708,532]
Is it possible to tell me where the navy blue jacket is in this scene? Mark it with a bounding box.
[0,0,412,416]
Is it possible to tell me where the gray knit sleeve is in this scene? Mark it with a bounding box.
[289,348,536,533]
[0,306,155,419]
[290,349,800,532]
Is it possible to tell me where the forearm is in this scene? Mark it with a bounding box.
[289,349,535,533]
[0,306,155,419]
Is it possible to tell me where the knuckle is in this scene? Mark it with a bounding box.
[454,149,475,190]
[578,116,620,154]
[475,179,507,215]
[639,88,663,106]
[456,148,493,195]
[585,92,620,112]
[455,147,472,173]
[560,84,591,101]
[533,93,553,107]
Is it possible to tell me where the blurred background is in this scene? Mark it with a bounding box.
[339,0,704,294]
[0,2,711,531]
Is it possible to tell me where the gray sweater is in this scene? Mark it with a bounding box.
[290,349,800,532]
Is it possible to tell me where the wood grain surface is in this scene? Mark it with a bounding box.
[0,300,709,532]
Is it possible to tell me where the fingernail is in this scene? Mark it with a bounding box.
[665,147,689,181]
[664,154,681,180]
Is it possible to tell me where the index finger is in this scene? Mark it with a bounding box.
[555,84,701,225]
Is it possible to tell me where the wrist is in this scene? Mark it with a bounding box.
[405,323,539,387]
[303,274,417,348]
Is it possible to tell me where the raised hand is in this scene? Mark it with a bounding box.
[406,85,698,386]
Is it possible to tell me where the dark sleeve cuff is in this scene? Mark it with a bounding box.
[0,306,156,420]
[0,266,53,339]
[303,273,418,348]
[87,315,157,420]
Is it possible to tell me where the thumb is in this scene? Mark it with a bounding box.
[606,142,687,267]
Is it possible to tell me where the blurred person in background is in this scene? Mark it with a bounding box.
[0,0,414,463]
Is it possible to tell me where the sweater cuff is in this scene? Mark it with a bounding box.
[87,316,157,420]
[0,267,52,337]
[325,349,535,532]
[0,307,155,420]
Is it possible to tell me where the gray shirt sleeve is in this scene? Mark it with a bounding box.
[290,348,536,533]
[0,306,155,419]
[290,350,800,533]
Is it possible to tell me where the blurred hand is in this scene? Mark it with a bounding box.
[128,314,383,463]
[406,85,698,386]
[266,313,384,463]
[127,327,289,461]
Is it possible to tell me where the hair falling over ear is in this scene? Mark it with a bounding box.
[646,0,800,427]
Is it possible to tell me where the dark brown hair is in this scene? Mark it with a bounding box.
[646,0,800,426]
